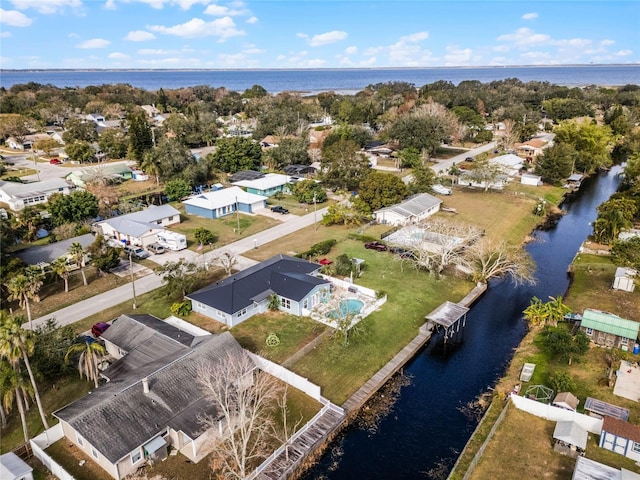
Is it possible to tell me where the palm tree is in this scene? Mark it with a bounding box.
[65,340,107,388]
[0,360,33,443]
[51,257,71,293]
[593,209,632,245]
[69,242,88,286]
[5,272,43,329]
[140,151,162,186]
[0,312,49,430]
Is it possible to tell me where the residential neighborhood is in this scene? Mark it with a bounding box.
[0,75,639,480]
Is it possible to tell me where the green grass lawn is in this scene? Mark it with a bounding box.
[231,313,328,364]
[0,375,92,453]
[288,239,473,404]
[170,202,281,250]
[265,193,334,216]
[566,254,640,321]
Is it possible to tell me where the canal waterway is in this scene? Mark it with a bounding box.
[304,166,623,479]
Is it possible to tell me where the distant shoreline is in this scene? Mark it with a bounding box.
[2,63,639,73]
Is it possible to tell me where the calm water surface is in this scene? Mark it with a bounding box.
[304,167,623,479]
[1,65,638,92]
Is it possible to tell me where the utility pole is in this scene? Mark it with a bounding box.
[235,196,240,234]
[313,193,317,231]
[129,253,137,309]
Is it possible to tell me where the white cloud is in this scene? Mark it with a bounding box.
[67,32,79,38]
[386,31,432,66]
[204,4,247,16]
[521,12,538,20]
[1,31,11,37]
[0,8,32,26]
[9,0,82,15]
[345,46,358,55]
[125,30,156,41]
[105,0,116,10]
[138,48,182,55]
[600,39,615,46]
[493,45,509,52]
[77,38,110,49]
[497,28,550,47]
[614,49,632,57]
[108,52,130,60]
[307,30,347,47]
[399,32,429,43]
[148,16,245,40]
[246,16,257,24]
[359,57,377,67]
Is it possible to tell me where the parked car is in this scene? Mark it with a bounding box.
[271,205,289,214]
[123,245,151,259]
[49,158,62,165]
[465,156,475,162]
[432,184,452,195]
[364,241,388,251]
[146,243,165,255]
[91,322,110,337]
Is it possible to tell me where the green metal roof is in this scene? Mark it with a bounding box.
[581,309,640,339]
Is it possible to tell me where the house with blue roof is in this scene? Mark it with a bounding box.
[182,186,267,219]
[580,308,640,350]
[187,254,331,327]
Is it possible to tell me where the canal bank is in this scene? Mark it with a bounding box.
[302,166,623,479]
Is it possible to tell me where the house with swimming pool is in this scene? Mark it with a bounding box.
[186,254,332,327]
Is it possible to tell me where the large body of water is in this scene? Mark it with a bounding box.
[1,65,639,93]
[304,167,623,479]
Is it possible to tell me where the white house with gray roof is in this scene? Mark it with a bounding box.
[54,314,245,480]
[94,205,181,247]
[187,254,331,327]
[0,178,73,211]
[373,193,442,226]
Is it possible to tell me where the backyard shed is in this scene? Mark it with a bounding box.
[553,421,588,457]
[0,452,33,480]
[612,267,636,293]
[552,392,580,411]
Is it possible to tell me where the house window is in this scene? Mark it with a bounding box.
[585,328,593,336]
[281,298,291,309]
[633,442,640,453]
[91,447,99,459]
[168,216,174,221]
[131,450,142,464]
[303,299,308,309]
[621,337,629,346]
[77,433,84,446]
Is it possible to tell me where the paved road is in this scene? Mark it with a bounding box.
[431,141,498,174]
[27,206,329,330]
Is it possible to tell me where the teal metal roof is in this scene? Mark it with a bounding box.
[582,309,640,339]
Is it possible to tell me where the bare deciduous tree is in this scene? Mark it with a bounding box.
[271,385,303,461]
[216,251,238,276]
[197,352,283,480]
[464,239,536,286]
[401,220,483,277]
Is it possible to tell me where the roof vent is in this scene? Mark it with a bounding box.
[142,377,149,394]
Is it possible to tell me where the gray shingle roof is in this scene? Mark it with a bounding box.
[15,233,95,265]
[97,205,180,236]
[54,332,244,464]
[187,254,327,314]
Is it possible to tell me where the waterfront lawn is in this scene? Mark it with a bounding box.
[467,406,575,480]
[289,239,473,404]
[232,313,329,364]
[437,186,552,245]
[566,254,640,321]
[0,375,92,453]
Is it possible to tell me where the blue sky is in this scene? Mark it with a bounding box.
[0,1,638,69]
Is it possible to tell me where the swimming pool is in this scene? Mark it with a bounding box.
[326,298,365,319]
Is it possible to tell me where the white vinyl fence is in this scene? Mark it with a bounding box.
[510,394,603,434]
[248,352,322,400]
[30,423,77,480]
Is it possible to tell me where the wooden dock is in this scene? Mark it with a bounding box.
[255,404,344,480]
[342,323,432,413]
[458,283,488,308]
